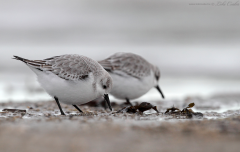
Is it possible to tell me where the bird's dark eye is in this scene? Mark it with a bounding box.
[103,85,107,89]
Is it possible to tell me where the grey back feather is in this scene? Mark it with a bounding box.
[98,52,154,79]
[25,54,104,81]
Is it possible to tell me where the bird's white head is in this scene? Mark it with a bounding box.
[96,71,113,111]
[97,72,112,95]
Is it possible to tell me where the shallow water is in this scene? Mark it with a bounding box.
[1,72,240,101]
[1,73,240,118]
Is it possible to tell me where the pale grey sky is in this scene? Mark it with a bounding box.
[0,0,239,78]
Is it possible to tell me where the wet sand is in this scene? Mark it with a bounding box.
[0,95,240,152]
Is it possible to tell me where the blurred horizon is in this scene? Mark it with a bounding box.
[0,0,240,78]
[0,0,240,102]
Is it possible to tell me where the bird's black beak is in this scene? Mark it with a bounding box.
[104,94,112,111]
[155,85,165,99]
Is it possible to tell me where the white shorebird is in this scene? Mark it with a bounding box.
[13,54,112,115]
[98,52,164,106]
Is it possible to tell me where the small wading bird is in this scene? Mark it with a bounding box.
[13,54,112,115]
[99,52,164,106]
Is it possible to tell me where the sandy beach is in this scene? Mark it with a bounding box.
[0,94,240,152]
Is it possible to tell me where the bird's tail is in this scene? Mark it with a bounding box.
[13,55,47,71]
[13,55,30,64]
[98,59,113,72]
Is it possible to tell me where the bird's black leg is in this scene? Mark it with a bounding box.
[126,98,133,106]
[73,105,83,113]
[103,100,108,110]
[54,96,65,115]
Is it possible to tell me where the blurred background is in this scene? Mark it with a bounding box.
[0,0,240,102]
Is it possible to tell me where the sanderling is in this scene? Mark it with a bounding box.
[13,54,112,115]
[98,52,164,106]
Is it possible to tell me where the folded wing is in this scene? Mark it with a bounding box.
[14,54,102,81]
[98,53,152,79]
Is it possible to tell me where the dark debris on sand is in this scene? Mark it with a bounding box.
[116,102,159,113]
[165,103,204,119]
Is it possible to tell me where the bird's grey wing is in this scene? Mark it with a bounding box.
[98,53,151,79]
[45,54,103,81]
[14,54,100,81]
